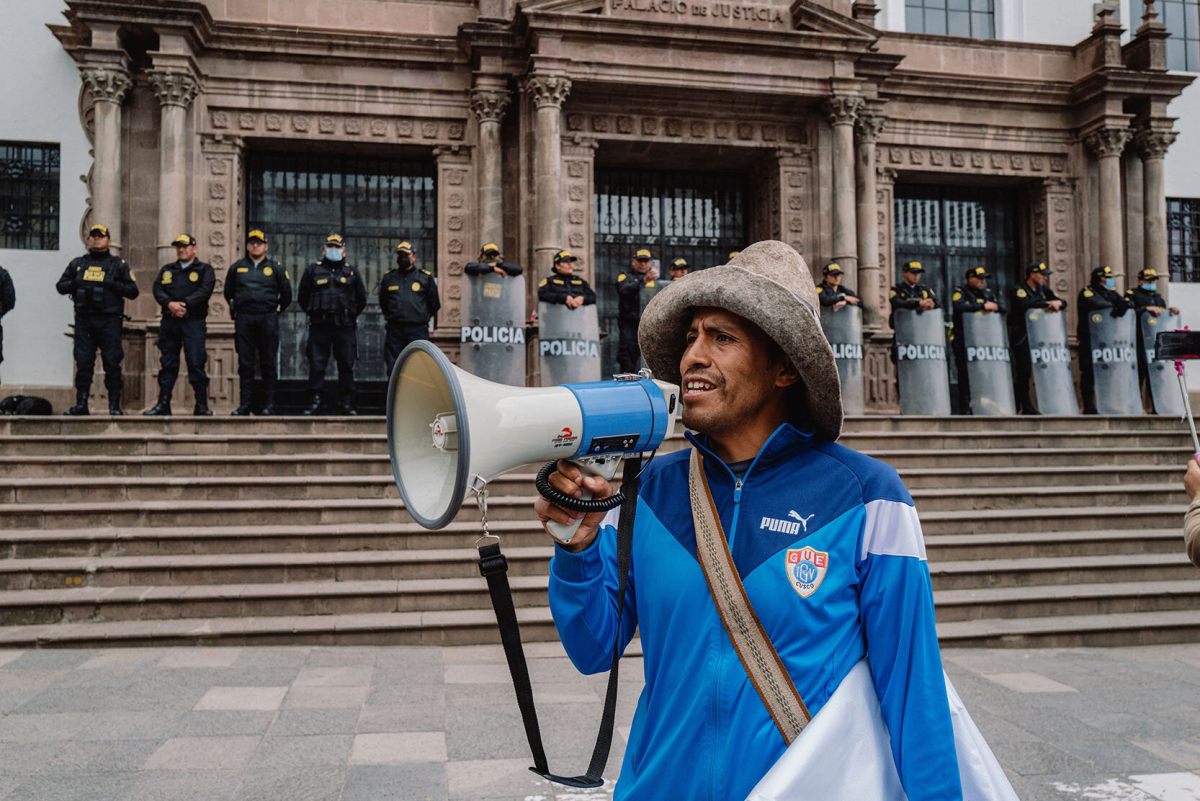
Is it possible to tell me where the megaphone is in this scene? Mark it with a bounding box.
[387,341,679,541]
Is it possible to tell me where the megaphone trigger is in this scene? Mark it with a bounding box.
[539,455,625,543]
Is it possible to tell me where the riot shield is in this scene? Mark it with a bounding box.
[639,277,670,314]
[538,302,601,386]
[1025,309,1078,415]
[459,273,527,386]
[893,309,951,416]
[961,312,1016,416]
[1141,312,1184,416]
[1088,312,1142,415]
[820,304,864,416]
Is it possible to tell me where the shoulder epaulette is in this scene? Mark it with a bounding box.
[538,278,548,287]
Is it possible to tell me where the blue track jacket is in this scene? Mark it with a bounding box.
[549,424,962,800]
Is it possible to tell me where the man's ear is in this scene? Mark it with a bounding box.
[776,358,800,389]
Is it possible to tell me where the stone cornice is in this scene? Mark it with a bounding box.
[823,95,865,126]
[525,74,571,109]
[1134,127,1177,159]
[79,64,132,105]
[147,68,200,108]
[470,88,512,124]
[1083,127,1133,158]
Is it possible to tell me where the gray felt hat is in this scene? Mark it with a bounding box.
[638,240,843,441]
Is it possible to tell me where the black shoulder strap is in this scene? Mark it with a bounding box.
[477,458,641,789]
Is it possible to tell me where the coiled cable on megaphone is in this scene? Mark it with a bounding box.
[535,460,626,513]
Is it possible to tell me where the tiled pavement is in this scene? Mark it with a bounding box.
[1,643,1200,800]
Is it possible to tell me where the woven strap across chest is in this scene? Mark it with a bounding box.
[688,448,812,744]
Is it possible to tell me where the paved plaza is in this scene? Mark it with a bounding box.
[0,642,1199,800]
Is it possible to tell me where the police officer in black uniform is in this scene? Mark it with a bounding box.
[668,258,690,280]
[465,242,523,280]
[299,234,367,415]
[1077,265,1133,415]
[538,250,596,309]
[1126,267,1181,408]
[951,266,1004,415]
[225,230,292,416]
[888,261,939,405]
[144,234,216,416]
[380,240,440,379]
[818,262,861,310]
[615,248,658,373]
[0,264,14,383]
[1008,262,1067,415]
[55,224,138,415]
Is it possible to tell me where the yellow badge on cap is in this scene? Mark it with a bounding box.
[162,271,173,284]
[263,267,273,277]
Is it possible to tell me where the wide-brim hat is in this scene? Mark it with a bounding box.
[638,240,842,441]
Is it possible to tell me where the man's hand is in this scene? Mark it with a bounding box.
[534,461,617,553]
[1187,459,1200,501]
[1148,305,1164,316]
[566,295,583,309]
[646,268,659,281]
[168,301,187,318]
[493,266,507,278]
[1048,300,1064,312]
[846,296,860,306]
[833,300,847,312]
[1171,306,1181,316]
[919,298,935,311]
[984,301,999,312]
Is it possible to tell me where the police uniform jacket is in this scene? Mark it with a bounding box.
[951,284,1003,318]
[379,266,439,325]
[1007,282,1067,343]
[887,281,938,328]
[538,273,597,306]
[224,257,292,316]
[1126,285,1169,314]
[299,259,367,326]
[818,281,859,307]
[616,271,655,321]
[56,250,139,315]
[152,260,216,319]
[464,259,523,277]
[0,266,14,319]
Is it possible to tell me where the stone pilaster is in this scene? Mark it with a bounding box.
[148,68,200,264]
[1135,126,1177,299]
[526,74,572,280]
[79,62,132,252]
[823,96,864,279]
[561,135,598,285]
[1038,177,1081,331]
[470,87,512,250]
[855,114,885,329]
[1084,127,1133,280]
[433,146,475,343]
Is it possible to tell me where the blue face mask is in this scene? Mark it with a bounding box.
[1143,283,1157,292]
[325,247,344,262]
[1104,278,1115,290]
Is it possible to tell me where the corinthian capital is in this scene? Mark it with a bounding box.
[823,95,865,127]
[525,74,572,110]
[147,68,200,109]
[1084,127,1133,158]
[470,88,512,124]
[1134,127,1177,159]
[79,65,133,105]
[855,114,886,144]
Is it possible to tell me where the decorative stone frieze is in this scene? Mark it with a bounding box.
[207,109,467,143]
[470,88,512,124]
[564,111,804,146]
[561,136,598,282]
[433,146,474,329]
[146,69,200,108]
[878,146,1068,175]
[525,75,572,109]
[79,65,132,104]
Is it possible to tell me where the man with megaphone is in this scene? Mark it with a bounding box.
[535,241,1014,800]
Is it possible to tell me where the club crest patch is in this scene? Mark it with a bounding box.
[786,547,828,598]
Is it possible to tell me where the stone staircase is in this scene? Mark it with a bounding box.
[0,415,1197,649]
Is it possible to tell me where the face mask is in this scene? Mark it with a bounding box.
[397,254,412,269]
[1104,278,1115,290]
[325,247,343,261]
[1143,283,1157,292]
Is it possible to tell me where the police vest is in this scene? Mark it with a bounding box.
[230,258,286,314]
[305,261,361,323]
[68,253,133,316]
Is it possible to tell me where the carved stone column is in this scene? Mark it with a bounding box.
[526,74,572,279]
[823,96,864,279]
[470,87,512,250]
[855,114,885,329]
[1135,126,1177,297]
[1085,127,1133,278]
[148,68,200,264]
[79,63,132,251]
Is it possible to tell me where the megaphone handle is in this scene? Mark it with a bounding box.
[546,490,590,543]
[544,458,622,544]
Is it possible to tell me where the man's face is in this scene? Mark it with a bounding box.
[556,259,576,276]
[669,267,688,280]
[88,234,110,252]
[399,251,414,269]
[679,307,796,437]
[633,258,651,274]
[967,275,984,290]
[175,244,197,262]
[902,269,921,286]
[826,273,842,288]
[247,240,268,258]
[1028,272,1046,287]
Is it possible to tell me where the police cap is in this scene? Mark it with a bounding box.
[823,262,844,276]
[553,250,577,265]
[634,249,652,261]
[480,243,500,257]
[396,241,414,254]
[1138,267,1159,281]
[247,230,267,243]
[325,234,345,247]
[88,224,110,238]
[172,233,196,247]
[1091,265,1115,281]
[902,261,924,273]
[1027,262,1051,275]
[671,258,689,270]
[965,266,990,280]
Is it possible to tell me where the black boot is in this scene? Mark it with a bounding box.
[193,399,212,416]
[64,391,89,416]
[108,403,124,415]
[302,393,322,416]
[143,393,172,416]
[231,402,252,416]
[340,394,357,416]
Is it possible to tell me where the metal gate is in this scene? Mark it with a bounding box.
[247,153,436,412]
[594,168,747,376]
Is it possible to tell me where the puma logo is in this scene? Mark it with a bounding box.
[788,511,816,531]
[761,511,815,536]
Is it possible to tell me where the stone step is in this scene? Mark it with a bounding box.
[916,504,1187,535]
[936,609,1200,648]
[865,447,1196,469]
[928,552,1198,590]
[933,580,1200,622]
[923,528,1187,560]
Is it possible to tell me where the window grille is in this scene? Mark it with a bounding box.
[0,142,60,251]
[1168,198,1200,282]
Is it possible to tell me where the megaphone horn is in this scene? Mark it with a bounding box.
[386,341,679,541]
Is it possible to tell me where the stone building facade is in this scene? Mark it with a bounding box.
[42,0,1191,413]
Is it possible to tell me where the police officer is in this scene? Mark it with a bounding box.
[1077,265,1133,415]
[1008,261,1067,415]
[818,262,860,310]
[668,258,690,280]
[380,240,440,379]
[538,250,596,308]
[951,266,1004,414]
[888,261,939,405]
[144,234,216,416]
[0,264,14,383]
[55,224,138,415]
[1126,267,1181,410]
[615,248,658,373]
[299,234,367,415]
[225,230,292,416]
[464,242,523,279]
